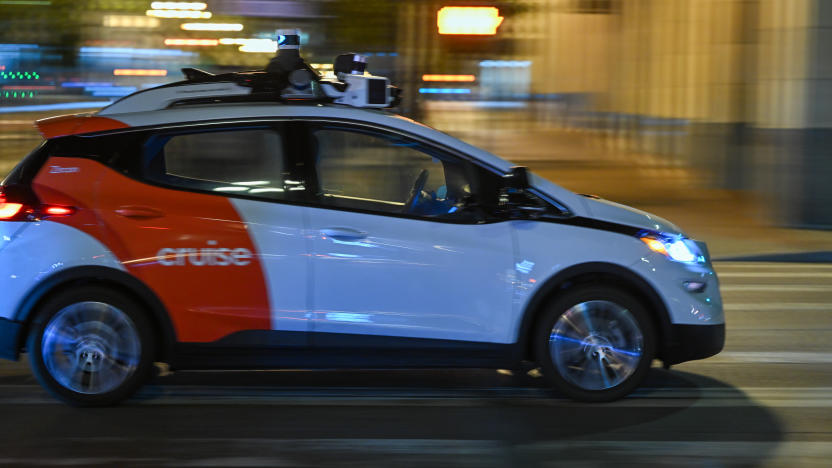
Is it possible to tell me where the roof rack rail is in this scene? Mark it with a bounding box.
[98,28,401,116]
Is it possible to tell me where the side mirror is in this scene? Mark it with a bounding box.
[503,166,530,191]
[498,166,547,219]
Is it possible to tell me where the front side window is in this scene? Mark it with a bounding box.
[143,127,302,200]
[312,126,477,220]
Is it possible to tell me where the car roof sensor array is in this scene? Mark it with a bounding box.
[98,28,401,116]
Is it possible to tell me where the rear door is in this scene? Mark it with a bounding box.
[94,123,311,344]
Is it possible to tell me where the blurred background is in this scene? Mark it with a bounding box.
[1,0,831,256]
[2,4,832,465]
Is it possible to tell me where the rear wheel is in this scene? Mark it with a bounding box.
[534,285,655,402]
[27,285,155,406]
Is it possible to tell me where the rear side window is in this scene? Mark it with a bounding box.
[143,127,302,200]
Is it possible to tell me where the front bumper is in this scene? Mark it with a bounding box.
[0,317,23,361]
[662,323,725,365]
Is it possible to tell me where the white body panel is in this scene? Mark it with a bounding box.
[511,220,724,334]
[306,206,516,343]
[230,199,310,332]
[630,249,723,325]
[0,221,124,320]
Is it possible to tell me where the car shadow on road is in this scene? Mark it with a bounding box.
[0,358,784,466]
[101,366,786,467]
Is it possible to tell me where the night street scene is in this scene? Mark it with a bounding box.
[1,0,832,467]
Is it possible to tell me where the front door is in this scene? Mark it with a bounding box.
[303,124,516,345]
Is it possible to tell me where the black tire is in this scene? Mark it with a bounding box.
[27,285,155,407]
[534,285,656,402]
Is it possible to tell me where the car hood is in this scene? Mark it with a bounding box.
[527,174,685,236]
[580,196,685,236]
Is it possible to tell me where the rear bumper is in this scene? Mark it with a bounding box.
[662,323,725,365]
[0,317,23,361]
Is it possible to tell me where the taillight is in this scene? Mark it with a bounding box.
[0,185,75,221]
[0,201,23,219]
[43,205,75,216]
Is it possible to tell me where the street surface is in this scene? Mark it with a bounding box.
[0,261,829,467]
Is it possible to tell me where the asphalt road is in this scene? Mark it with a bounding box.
[0,261,828,467]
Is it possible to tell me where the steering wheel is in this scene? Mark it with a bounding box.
[405,169,429,213]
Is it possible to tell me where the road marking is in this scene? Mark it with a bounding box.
[715,264,832,272]
[720,284,831,292]
[725,303,831,311]
[716,262,832,267]
[710,351,832,364]
[718,272,832,278]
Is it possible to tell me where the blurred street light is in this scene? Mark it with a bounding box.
[146,9,212,19]
[164,38,219,46]
[150,2,207,10]
[102,15,160,28]
[238,40,277,53]
[113,69,169,76]
[181,23,244,31]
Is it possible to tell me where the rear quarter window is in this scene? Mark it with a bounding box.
[142,127,300,200]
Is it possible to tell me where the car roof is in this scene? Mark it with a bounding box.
[38,102,516,174]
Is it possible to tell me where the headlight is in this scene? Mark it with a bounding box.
[639,232,705,264]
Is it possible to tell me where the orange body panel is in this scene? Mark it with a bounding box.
[35,114,129,139]
[33,157,272,342]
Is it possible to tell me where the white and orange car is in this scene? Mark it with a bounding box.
[0,54,724,406]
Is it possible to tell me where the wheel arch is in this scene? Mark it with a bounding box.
[516,261,673,363]
[13,266,176,362]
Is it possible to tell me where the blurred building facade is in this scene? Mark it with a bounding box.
[395,0,831,227]
[512,0,832,227]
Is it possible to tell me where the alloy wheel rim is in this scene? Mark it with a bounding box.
[41,301,141,395]
[549,300,644,391]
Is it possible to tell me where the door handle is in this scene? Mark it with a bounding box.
[115,205,165,219]
[320,227,368,240]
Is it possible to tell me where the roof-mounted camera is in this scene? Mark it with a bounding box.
[318,53,400,108]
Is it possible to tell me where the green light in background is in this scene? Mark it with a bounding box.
[0,1,52,5]
[0,71,41,80]
[1,90,36,99]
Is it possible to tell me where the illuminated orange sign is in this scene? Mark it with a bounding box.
[437,7,503,35]
[422,74,476,82]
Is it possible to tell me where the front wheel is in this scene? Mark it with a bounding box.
[534,286,656,402]
[27,286,155,406]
